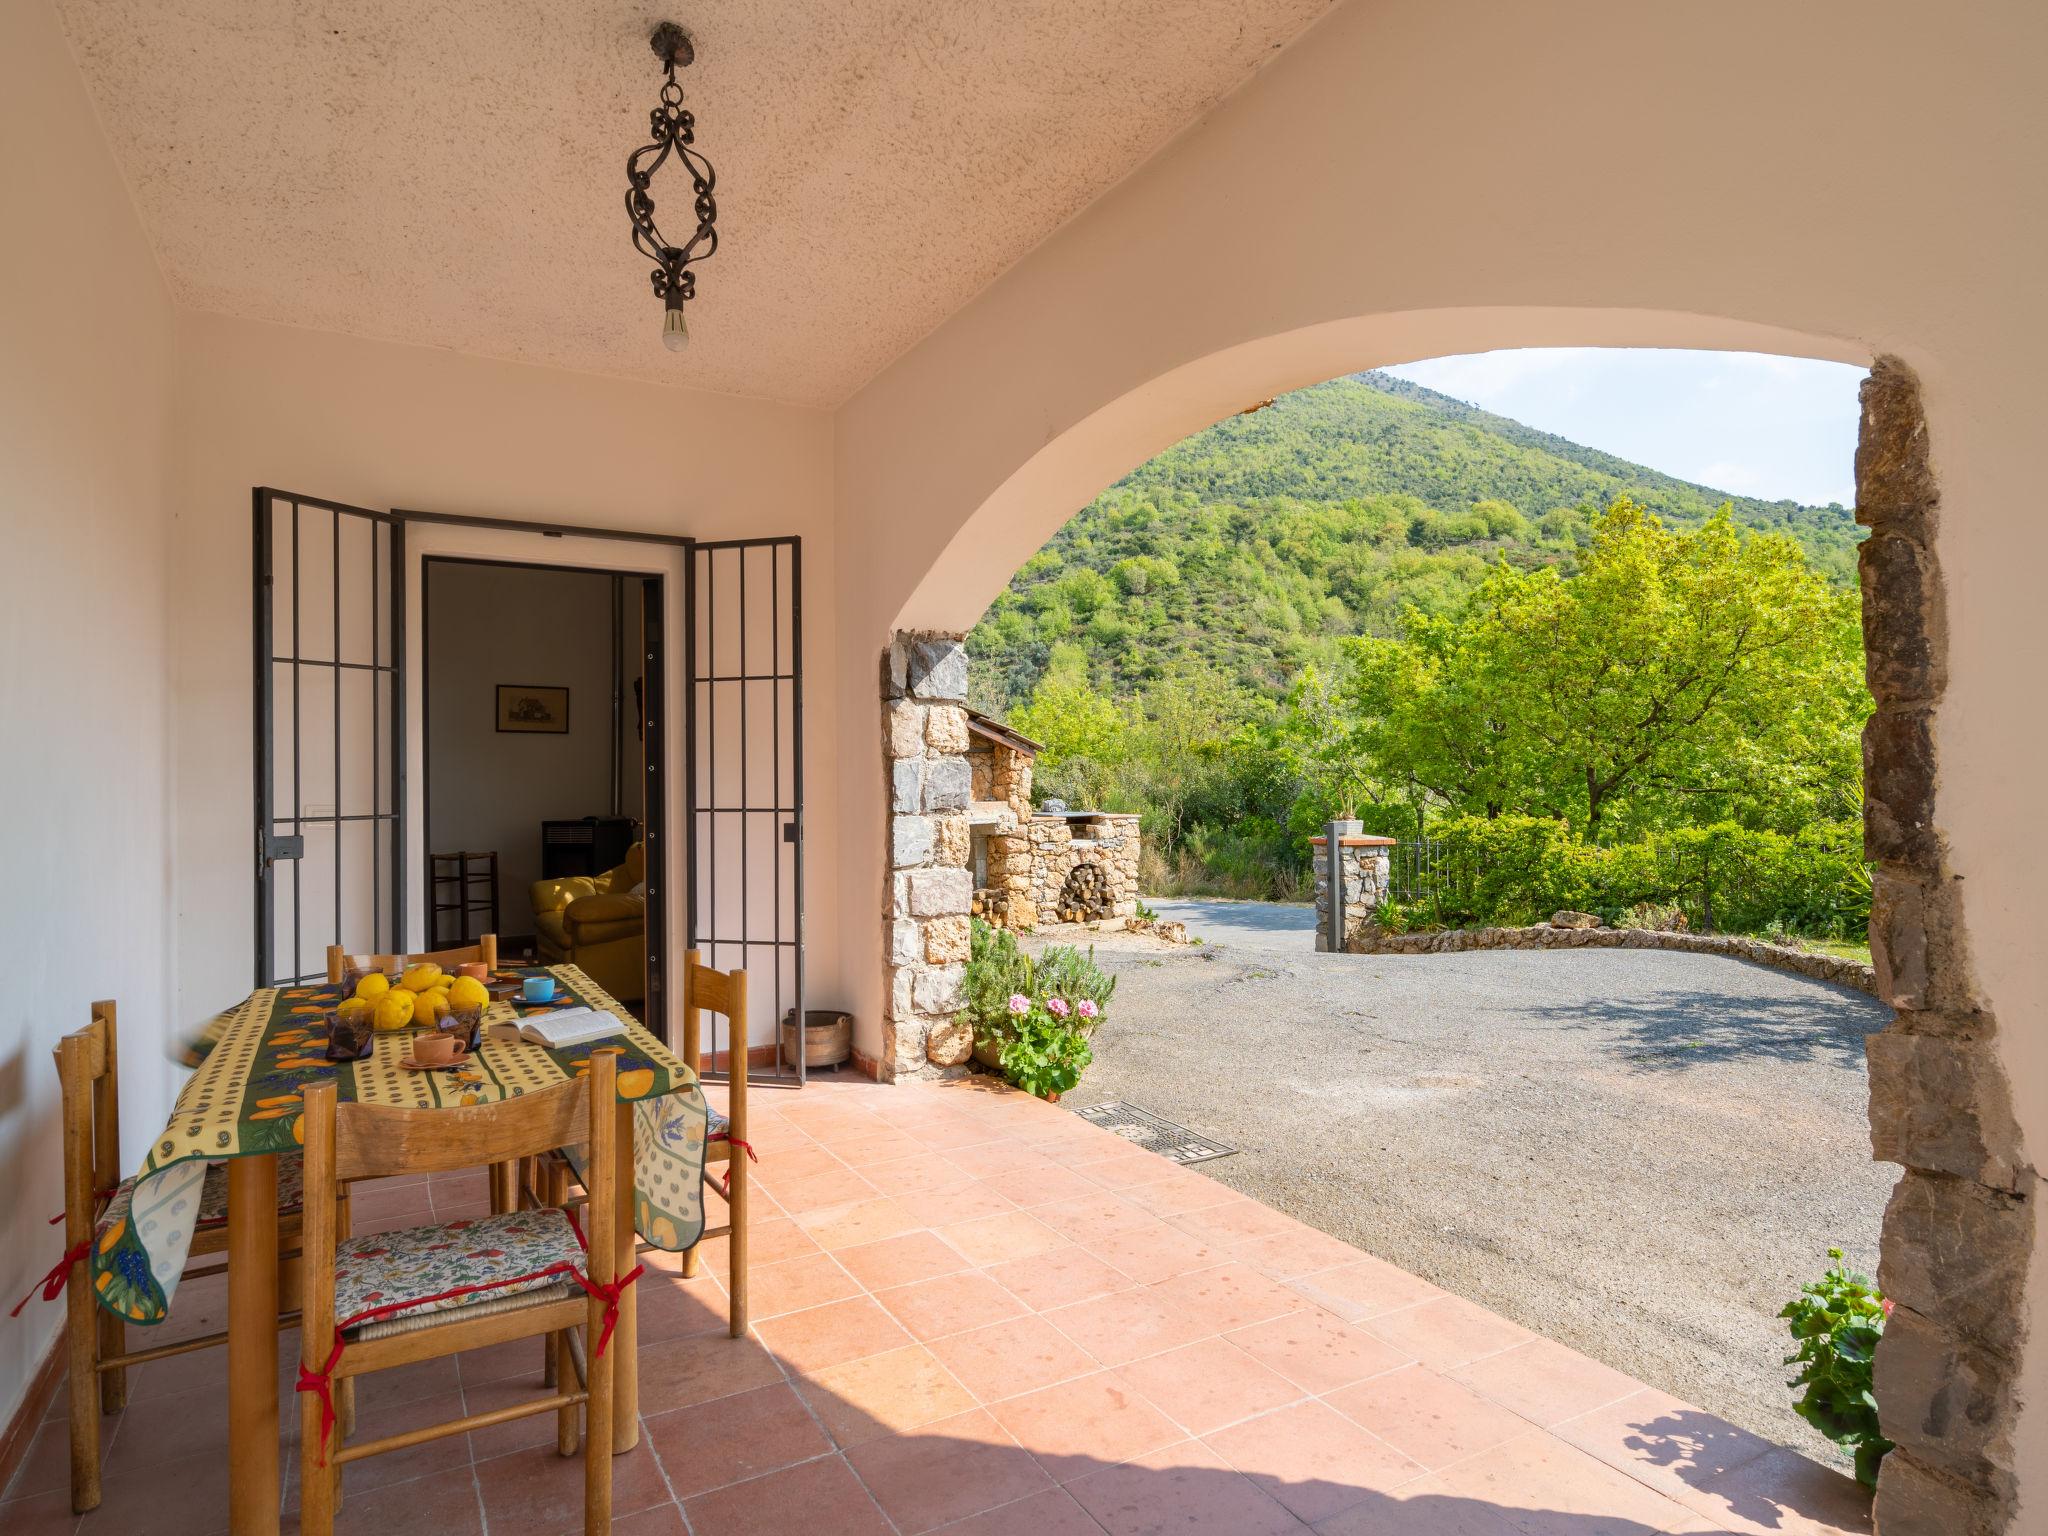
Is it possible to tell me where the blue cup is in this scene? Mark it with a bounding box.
[522,975,557,1004]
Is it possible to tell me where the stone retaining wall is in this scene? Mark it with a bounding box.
[1346,921,1880,995]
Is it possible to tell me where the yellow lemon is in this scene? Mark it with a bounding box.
[353,972,391,1002]
[372,989,416,1032]
[415,987,451,1026]
[446,975,490,1013]
[399,963,446,994]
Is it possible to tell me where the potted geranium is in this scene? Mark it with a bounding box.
[961,919,1113,1100]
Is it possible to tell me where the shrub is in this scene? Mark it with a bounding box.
[961,919,1114,1098]
[1781,1248,1892,1488]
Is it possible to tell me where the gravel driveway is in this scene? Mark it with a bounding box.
[1050,899,1896,1466]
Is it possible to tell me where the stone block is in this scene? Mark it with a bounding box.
[921,756,971,813]
[1860,530,1945,705]
[1867,1026,2023,1188]
[1869,868,1979,1014]
[1878,1171,2031,1352]
[887,966,915,1023]
[905,636,969,702]
[1873,1449,2004,1536]
[923,913,971,964]
[908,866,972,917]
[892,814,934,869]
[891,757,923,813]
[1855,359,1938,532]
[886,700,927,758]
[1864,708,1939,871]
[885,638,910,696]
[912,964,965,1013]
[926,1018,974,1067]
[889,919,923,967]
[926,705,970,754]
[932,814,970,868]
[1875,1304,2008,1484]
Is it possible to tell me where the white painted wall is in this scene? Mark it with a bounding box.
[424,562,624,938]
[831,0,2048,1502]
[0,0,177,1436]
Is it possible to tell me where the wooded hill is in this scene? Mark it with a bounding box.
[967,372,1859,714]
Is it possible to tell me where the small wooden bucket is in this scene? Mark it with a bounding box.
[781,1009,852,1068]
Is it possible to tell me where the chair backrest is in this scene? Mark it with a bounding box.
[325,934,499,984]
[683,951,746,1135]
[54,1003,121,1243]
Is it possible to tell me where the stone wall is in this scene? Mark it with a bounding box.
[1311,834,1393,950]
[1019,813,1140,927]
[968,735,1033,822]
[880,633,975,1078]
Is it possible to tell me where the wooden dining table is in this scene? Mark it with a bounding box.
[93,965,708,1535]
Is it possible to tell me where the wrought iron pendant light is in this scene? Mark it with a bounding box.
[627,22,718,352]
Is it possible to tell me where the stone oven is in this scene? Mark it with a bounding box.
[963,710,1142,930]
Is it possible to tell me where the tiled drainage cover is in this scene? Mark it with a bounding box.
[1072,1102,1236,1165]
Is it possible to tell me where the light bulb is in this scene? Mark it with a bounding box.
[662,302,689,352]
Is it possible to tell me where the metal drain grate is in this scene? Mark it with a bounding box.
[1071,1102,1236,1165]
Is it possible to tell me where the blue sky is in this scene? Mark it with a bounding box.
[1381,348,1866,508]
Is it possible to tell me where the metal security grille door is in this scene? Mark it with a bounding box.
[253,489,405,986]
[687,538,804,1085]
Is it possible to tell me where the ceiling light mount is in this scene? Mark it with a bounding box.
[627,20,718,352]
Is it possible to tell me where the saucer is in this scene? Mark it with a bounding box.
[399,1045,473,1072]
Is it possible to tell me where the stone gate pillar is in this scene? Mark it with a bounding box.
[879,632,975,1078]
[1311,828,1394,951]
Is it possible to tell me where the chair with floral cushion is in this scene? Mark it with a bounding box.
[294,1046,631,1536]
[677,951,750,1335]
[31,1001,337,1514]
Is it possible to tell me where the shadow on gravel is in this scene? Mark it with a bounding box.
[1529,985,1886,1072]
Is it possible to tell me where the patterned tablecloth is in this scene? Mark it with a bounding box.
[94,964,707,1325]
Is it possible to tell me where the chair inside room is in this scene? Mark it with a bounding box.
[678,951,750,1336]
[47,1001,337,1514]
[324,933,499,983]
[294,1048,629,1536]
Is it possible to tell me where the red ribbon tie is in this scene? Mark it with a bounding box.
[295,1337,347,1465]
[570,1264,644,1358]
[12,1239,92,1318]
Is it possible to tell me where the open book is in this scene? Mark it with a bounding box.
[486,1006,626,1050]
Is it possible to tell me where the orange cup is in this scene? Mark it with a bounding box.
[413,1032,458,1066]
[457,962,490,981]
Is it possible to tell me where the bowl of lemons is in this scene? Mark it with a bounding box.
[342,964,495,1051]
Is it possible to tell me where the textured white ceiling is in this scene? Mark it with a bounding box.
[56,0,1335,407]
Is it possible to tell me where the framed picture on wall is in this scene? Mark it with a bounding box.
[496,684,570,734]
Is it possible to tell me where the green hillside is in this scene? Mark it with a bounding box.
[967,372,1859,714]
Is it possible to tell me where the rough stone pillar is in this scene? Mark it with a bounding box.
[881,633,975,1078]
[1855,358,2035,1535]
[1311,832,1393,951]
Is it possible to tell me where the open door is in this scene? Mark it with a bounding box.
[252,489,406,986]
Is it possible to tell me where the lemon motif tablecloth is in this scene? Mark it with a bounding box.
[94,964,707,1324]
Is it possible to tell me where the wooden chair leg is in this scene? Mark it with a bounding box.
[681,1241,701,1280]
[585,1321,613,1534]
[64,1275,102,1513]
[555,1331,579,1456]
[298,1365,335,1535]
[729,1157,749,1339]
[337,1376,357,1439]
[97,1312,128,1413]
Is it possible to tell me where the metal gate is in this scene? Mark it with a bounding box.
[252,489,405,986]
[686,538,805,1085]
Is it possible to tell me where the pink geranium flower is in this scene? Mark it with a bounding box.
[1007,993,1030,1015]
[1046,997,1071,1018]
[1076,999,1099,1019]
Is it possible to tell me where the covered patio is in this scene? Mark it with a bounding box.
[3,1077,1870,1536]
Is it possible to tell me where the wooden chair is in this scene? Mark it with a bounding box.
[41,1002,341,1513]
[323,933,498,983]
[295,1049,630,1536]
[679,952,750,1336]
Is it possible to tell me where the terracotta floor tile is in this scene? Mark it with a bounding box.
[0,1487,85,1536]
[1173,1197,1301,1244]
[756,1296,914,1374]
[1289,1258,1447,1323]
[796,1196,924,1251]
[748,1144,846,1184]
[927,1484,1107,1536]
[327,1388,472,1495]
[1449,1338,1647,1428]
[476,1438,671,1532]
[1435,1430,1700,1534]
[1153,1262,1309,1333]
[1067,1436,1310,1536]
[988,1369,1182,1482]
[847,1408,1052,1533]
[875,1270,1028,1341]
[837,1230,973,1291]
[642,1381,831,1498]
[769,1166,880,1215]
[457,1331,560,1389]
[1325,1364,1538,1473]
[610,1505,690,1536]
[950,1141,1064,1180]
[860,1152,978,1198]
[333,1466,487,1536]
[464,1374,570,1462]
[636,1274,735,1343]
[1115,1337,1306,1437]
[76,1451,233,1536]
[681,1451,893,1536]
[4,1416,99,1501]
[939,1209,1069,1267]
[1075,1220,1226,1286]
[635,1332,786,1415]
[720,1216,821,1271]
[1683,1446,1874,1535]
[985,1165,1105,1208]
[901,1117,1006,1152]
[829,1127,933,1164]
[927,1314,1101,1404]
[1225,1308,1411,1395]
[1030,1192,1154,1242]
[1309,1472,1521,1536]
[1548,1388,1778,1517]
[1361,1298,1534,1372]
[1230,1225,1376,1282]
[902,1181,1017,1228]
[985,1244,1135,1312]
[1122,1169,1241,1219]
[748,1251,864,1319]
[1202,1400,1427,1526]
[797,1343,978,1447]
[1044,1285,1216,1368]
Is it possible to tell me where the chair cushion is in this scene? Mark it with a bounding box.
[332,1208,585,1334]
[195,1151,305,1229]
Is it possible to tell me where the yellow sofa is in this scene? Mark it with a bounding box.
[531,843,646,1004]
